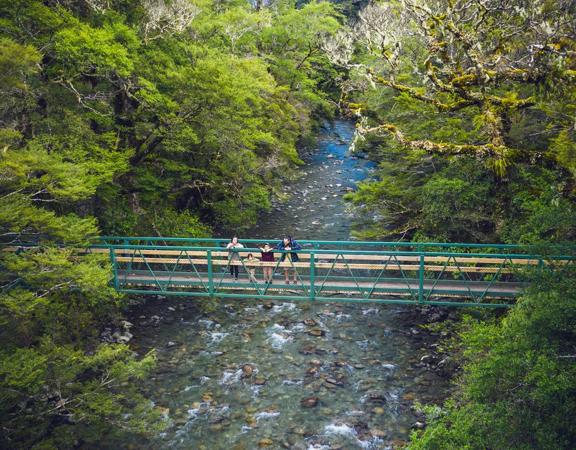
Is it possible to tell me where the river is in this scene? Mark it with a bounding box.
[118,120,451,449]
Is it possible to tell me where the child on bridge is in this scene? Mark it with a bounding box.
[259,243,275,284]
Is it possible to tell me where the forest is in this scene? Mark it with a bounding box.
[0,0,575,449]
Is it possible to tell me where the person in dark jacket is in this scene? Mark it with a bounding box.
[276,236,301,284]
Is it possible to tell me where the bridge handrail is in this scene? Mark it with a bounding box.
[98,236,528,249]
[97,236,576,254]
[91,244,576,260]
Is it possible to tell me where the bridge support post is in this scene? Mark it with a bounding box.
[124,239,132,273]
[207,250,214,296]
[110,247,119,290]
[418,253,424,305]
[310,251,315,301]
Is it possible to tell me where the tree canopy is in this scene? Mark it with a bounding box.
[0,0,343,446]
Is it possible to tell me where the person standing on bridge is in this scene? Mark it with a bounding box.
[259,243,275,284]
[226,236,244,280]
[276,235,301,284]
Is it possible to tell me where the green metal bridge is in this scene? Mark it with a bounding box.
[90,237,575,308]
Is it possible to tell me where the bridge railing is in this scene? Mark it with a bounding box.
[90,239,576,307]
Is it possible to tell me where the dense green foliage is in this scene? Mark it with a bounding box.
[409,271,576,449]
[327,1,576,448]
[1,0,575,447]
[0,0,342,446]
[335,0,576,245]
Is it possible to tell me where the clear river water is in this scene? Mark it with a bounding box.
[117,121,450,450]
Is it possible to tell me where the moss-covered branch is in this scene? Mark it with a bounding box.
[358,122,509,158]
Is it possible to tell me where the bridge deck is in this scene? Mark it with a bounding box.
[119,271,524,297]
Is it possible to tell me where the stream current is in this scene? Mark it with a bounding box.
[120,121,450,449]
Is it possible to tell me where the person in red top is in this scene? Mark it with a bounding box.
[259,243,275,284]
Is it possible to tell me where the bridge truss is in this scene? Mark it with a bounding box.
[92,238,575,308]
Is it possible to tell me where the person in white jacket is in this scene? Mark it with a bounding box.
[226,236,244,280]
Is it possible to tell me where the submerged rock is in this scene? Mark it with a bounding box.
[300,396,319,408]
[298,345,316,355]
[368,392,387,404]
[241,364,254,378]
[370,428,387,438]
[324,378,343,387]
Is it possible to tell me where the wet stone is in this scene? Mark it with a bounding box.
[298,345,316,355]
[370,428,387,438]
[300,396,319,408]
[307,329,325,337]
[368,392,387,403]
[241,364,254,378]
[325,378,343,387]
[402,392,416,401]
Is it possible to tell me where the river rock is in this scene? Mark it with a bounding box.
[254,377,267,385]
[412,421,426,430]
[241,364,254,378]
[298,345,316,355]
[372,407,385,415]
[300,396,319,408]
[258,439,274,447]
[156,406,170,416]
[370,428,387,438]
[245,415,257,427]
[324,378,343,387]
[307,329,325,337]
[306,367,319,376]
[368,392,387,403]
[420,354,433,363]
[303,318,317,326]
[402,392,416,401]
